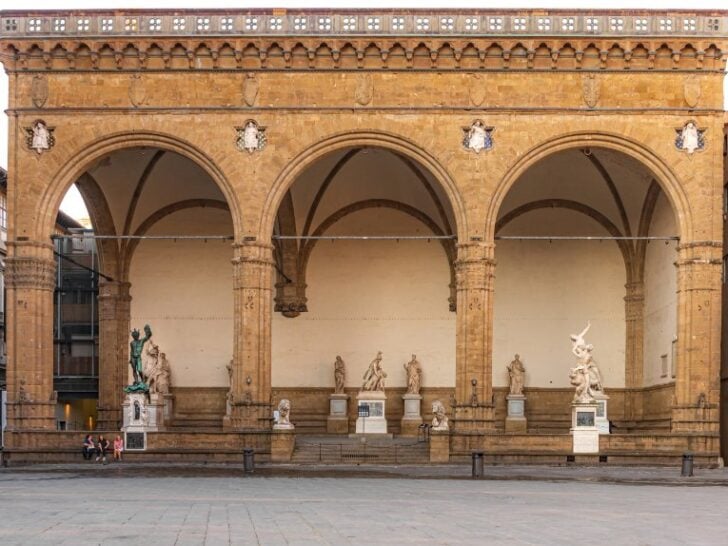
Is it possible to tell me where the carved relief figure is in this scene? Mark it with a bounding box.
[463,120,492,153]
[236,120,266,153]
[507,354,526,396]
[334,355,346,394]
[431,400,449,431]
[18,378,28,402]
[403,354,422,395]
[676,121,702,154]
[30,120,50,154]
[362,351,386,391]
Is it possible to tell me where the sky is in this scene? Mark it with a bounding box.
[0,0,726,219]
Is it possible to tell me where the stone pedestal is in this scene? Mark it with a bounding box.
[571,402,600,454]
[429,430,450,463]
[355,391,388,434]
[505,394,527,433]
[271,429,296,462]
[400,394,423,437]
[327,393,350,434]
[121,392,155,451]
[593,393,610,434]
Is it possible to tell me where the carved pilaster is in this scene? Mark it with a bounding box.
[96,281,132,430]
[225,241,275,430]
[624,281,645,421]
[4,242,57,430]
[452,242,496,431]
[672,242,722,433]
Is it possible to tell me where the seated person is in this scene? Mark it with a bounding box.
[113,435,124,462]
[95,435,110,464]
[82,434,95,460]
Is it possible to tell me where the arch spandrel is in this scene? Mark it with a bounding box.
[484,131,694,243]
[34,130,243,244]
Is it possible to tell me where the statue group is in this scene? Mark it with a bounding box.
[568,322,604,404]
[332,352,423,394]
[124,324,171,395]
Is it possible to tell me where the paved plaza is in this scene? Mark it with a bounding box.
[0,465,727,545]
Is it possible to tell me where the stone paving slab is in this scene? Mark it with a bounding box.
[0,466,727,545]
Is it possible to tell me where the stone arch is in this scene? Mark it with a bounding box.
[486,132,692,242]
[260,130,468,242]
[37,131,242,246]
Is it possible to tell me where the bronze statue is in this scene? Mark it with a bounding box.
[128,324,152,389]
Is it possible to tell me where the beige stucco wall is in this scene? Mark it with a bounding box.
[272,209,455,388]
[643,193,679,387]
[129,207,233,387]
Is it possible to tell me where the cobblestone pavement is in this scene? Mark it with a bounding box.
[1,465,727,545]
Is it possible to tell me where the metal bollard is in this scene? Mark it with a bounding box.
[681,452,694,477]
[243,448,255,474]
[471,451,484,479]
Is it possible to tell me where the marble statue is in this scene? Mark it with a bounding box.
[403,354,422,395]
[125,324,152,392]
[31,121,50,154]
[147,347,171,396]
[463,120,492,153]
[277,399,291,426]
[237,120,266,153]
[678,121,701,154]
[431,400,449,431]
[334,355,346,394]
[569,322,604,403]
[507,354,525,396]
[362,351,387,391]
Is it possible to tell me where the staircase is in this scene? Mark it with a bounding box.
[291,435,429,464]
[166,412,224,432]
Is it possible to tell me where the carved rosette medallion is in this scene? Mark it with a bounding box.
[683,75,701,108]
[31,74,48,108]
[354,73,373,106]
[582,74,600,109]
[468,74,486,107]
[24,120,55,155]
[674,121,705,155]
[235,120,266,153]
[242,72,260,107]
[129,74,147,107]
[462,120,494,153]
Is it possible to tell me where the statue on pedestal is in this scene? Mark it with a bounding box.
[507,354,525,395]
[125,324,152,393]
[362,351,386,391]
[334,356,346,394]
[403,354,422,395]
[569,322,604,403]
[431,400,449,431]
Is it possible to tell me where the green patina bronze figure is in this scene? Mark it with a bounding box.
[124,324,152,393]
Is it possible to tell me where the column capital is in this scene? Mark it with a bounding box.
[5,256,55,291]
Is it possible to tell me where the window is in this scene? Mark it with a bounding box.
[246,17,259,31]
[366,17,380,31]
[488,17,503,31]
[196,17,211,31]
[148,17,162,32]
[707,18,720,31]
[561,17,575,31]
[660,354,668,378]
[440,17,454,31]
[268,17,281,31]
[683,18,696,32]
[28,18,42,32]
[415,17,430,31]
[124,18,138,32]
[671,339,677,379]
[0,194,7,230]
[318,17,331,31]
[586,17,599,32]
[293,16,307,31]
[634,18,648,32]
[659,18,673,32]
[537,18,551,31]
[173,17,186,31]
[464,17,478,31]
[101,18,113,32]
[4,19,18,31]
[609,18,624,32]
[77,18,90,32]
[391,16,405,32]
[512,17,526,31]
[53,18,66,32]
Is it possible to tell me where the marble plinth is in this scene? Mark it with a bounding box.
[593,393,610,434]
[505,394,527,433]
[327,393,350,434]
[400,394,423,436]
[571,402,599,454]
[355,391,388,434]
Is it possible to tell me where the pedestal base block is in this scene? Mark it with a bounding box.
[355,391,388,434]
[429,430,450,463]
[571,402,600,454]
[327,394,350,434]
[505,394,527,433]
[400,394,423,437]
[271,430,296,462]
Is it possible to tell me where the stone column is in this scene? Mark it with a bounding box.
[224,241,275,430]
[452,242,496,431]
[4,241,57,430]
[96,280,131,430]
[671,242,722,434]
[623,281,645,422]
